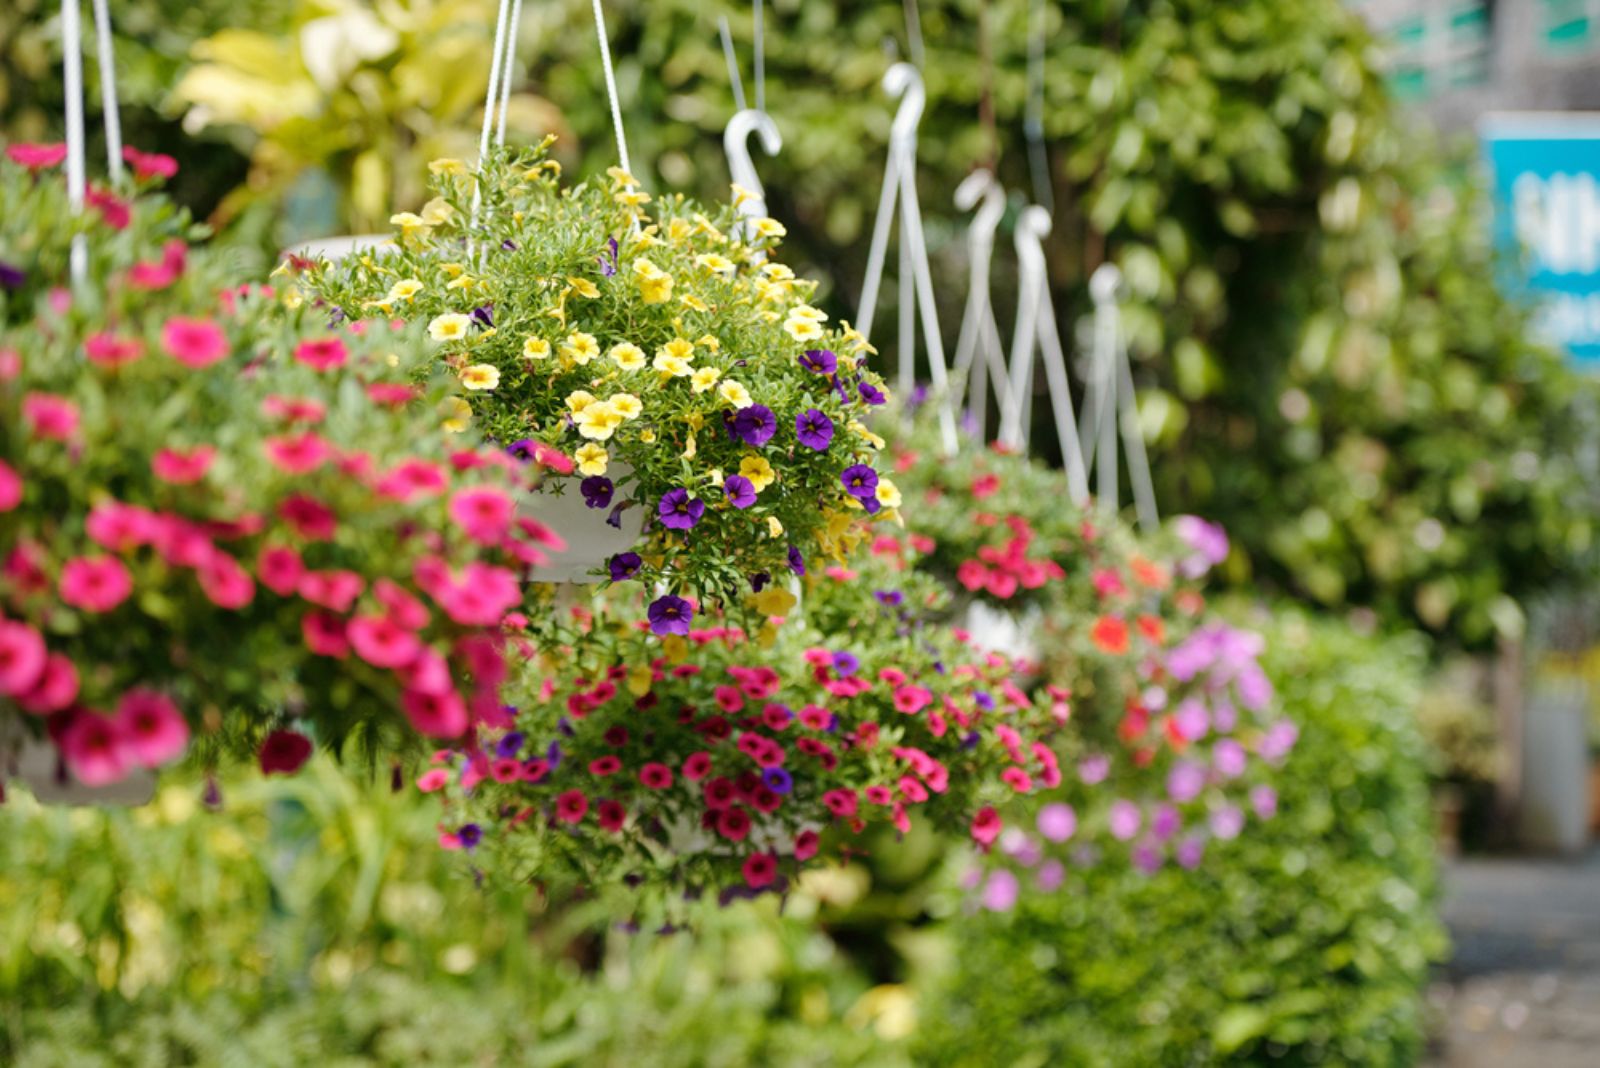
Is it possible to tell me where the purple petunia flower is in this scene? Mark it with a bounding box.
[1209,804,1245,840]
[501,239,519,251]
[458,823,483,849]
[496,732,526,758]
[658,488,705,530]
[608,552,643,581]
[840,464,879,500]
[581,476,614,509]
[647,594,694,636]
[858,380,887,406]
[874,590,904,607]
[831,650,861,675]
[800,348,837,374]
[1166,760,1206,803]
[732,405,777,447]
[547,740,565,767]
[750,571,770,592]
[761,767,793,794]
[0,261,24,290]
[1175,836,1207,870]
[1036,802,1077,843]
[795,408,834,450]
[471,304,494,329]
[1108,800,1142,841]
[724,475,757,509]
[787,544,806,576]
[505,439,538,462]
[598,236,619,277]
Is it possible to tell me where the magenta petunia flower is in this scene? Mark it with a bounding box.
[259,729,314,776]
[59,712,130,786]
[1036,802,1077,843]
[160,317,229,369]
[1107,800,1142,841]
[0,620,47,697]
[742,851,778,888]
[59,556,133,613]
[115,690,190,768]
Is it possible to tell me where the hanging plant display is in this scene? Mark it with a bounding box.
[299,143,897,614]
[415,554,1069,899]
[0,150,562,792]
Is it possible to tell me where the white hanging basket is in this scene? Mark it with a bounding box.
[963,600,1042,662]
[1,717,155,807]
[285,234,395,262]
[520,463,645,584]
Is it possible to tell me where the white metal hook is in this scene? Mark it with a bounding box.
[884,62,925,147]
[724,108,782,232]
[1081,261,1158,531]
[1089,263,1125,305]
[951,169,1013,441]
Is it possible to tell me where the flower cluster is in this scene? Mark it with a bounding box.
[0,149,563,789]
[299,144,897,617]
[414,560,1065,898]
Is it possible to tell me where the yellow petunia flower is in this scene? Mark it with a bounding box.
[575,404,623,441]
[606,165,639,187]
[440,262,466,278]
[696,334,722,352]
[446,275,475,292]
[428,158,467,176]
[574,443,608,476]
[766,516,784,538]
[718,380,753,409]
[849,420,886,449]
[680,294,710,313]
[690,367,722,393]
[609,342,646,371]
[567,276,600,299]
[427,313,473,342]
[566,390,598,413]
[658,337,695,361]
[753,217,787,239]
[420,198,455,227]
[385,278,424,304]
[639,428,656,443]
[874,479,903,509]
[696,253,735,275]
[762,263,796,281]
[460,363,500,391]
[390,212,429,239]
[524,337,551,361]
[783,317,824,342]
[615,188,652,208]
[740,455,776,492]
[731,184,758,209]
[693,213,726,242]
[668,218,693,244]
[751,586,797,618]
[441,396,472,434]
[682,432,697,460]
[654,353,692,377]
[633,258,673,304]
[561,332,600,365]
[789,303,827,323]
[608,393,643,420]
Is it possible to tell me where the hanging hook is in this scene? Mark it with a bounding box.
[724,109,782,223]
[884,62,926,148]
[952,170,1013,440]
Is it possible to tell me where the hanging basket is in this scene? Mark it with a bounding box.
[520,464,645,584]
[1,720,155,806]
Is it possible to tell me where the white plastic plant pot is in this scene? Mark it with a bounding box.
[285,233,395,262]
[0,718,155,807]
[520,463,645,584]
[963,600,1042,663]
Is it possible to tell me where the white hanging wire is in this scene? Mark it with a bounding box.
[590,0,632,175]
[89,0,122,181]
[718,16,747,112]
[61,0,88,286]
[854,64,957,456]
[495,0,525,147]
[902,0,925,68]
[951,170,1014,442]
[467,0,515,240]
[1080,265,1159,531]
[1023,0,1052,214]
[753,0,766,114]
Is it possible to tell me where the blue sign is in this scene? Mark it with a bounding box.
[1481,112,1600,366]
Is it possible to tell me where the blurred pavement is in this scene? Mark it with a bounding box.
[1426,847,1600,1067]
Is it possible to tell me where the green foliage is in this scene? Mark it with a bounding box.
[0,764,905,1067]
[916,606,1448,1066]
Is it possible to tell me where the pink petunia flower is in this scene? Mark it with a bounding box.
[85,332,145,367]
[195,550,256,609]
[160,317,229,369]
[256,545,305,596]
[416,767,451,793]
[6,142,67,170]
[301,610,351,658]
[263,433,334,475]
[278,495,338,540]
[742,852,777,888]
[17,653,80,715]
[0,620,48,696]
[793,829,820,861]
[448,487,515,545]
[59,556,133,613]
[122,146,178,180]
[58,711,130,786]
[261,395,327,424]
[0,459,20,512]
[597,800,627,832]
[22,392,79,440]
[298,569,365,612]
[970,806,1002,846]
[293,337,348,372]
[151,446,216,485]
[116,690,190,767]
[401,687,468,738]
[554,789,589,823]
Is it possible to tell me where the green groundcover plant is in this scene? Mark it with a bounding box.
[916,605,1448,1067]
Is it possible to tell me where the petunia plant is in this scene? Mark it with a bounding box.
[0,147,565,791]
[413,552,1068,902]
[299,142,899,621]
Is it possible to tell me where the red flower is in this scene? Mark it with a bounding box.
[588,755,622,777]
[742,851,777,888]
[1090,616,1130,656]
[639,762,674,789]
[555,789,589,823]
[122,146,178,180]
[259,730,314,775]
[716,805,752,841]
[597,799,627,832]
[793,829,820,861]
[682,751,713,781]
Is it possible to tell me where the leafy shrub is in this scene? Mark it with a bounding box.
[917,606,1447,1066]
